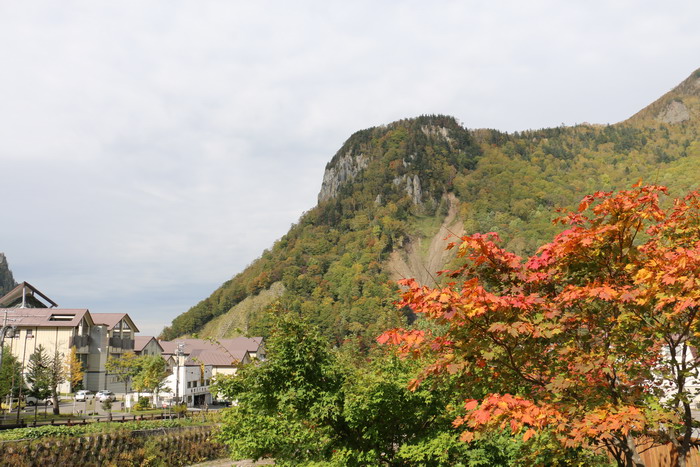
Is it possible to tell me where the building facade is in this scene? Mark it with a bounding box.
[1,283,263,405]
[0,283,140,395]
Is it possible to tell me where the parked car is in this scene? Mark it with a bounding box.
[74,390,94,402]
[25,395,61,406]
[1,397,25,411]
[95,390,116,402]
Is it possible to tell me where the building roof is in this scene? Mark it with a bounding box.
[0,282,59,308]
[159,337,263,367]
[184,348,240,366]
[134,336,163,353]
[0,308,92,328]
[91,313,140,332]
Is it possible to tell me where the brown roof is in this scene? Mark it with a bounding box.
[0,308,91,328]
[91,313,140,332]
[133,336,163,353]
[0,282,59,308]
[184,349,240,366]
[159,337,263,367]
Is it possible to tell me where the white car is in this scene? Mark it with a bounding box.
[25,395,61,406]
[74,390,94,402]
[96,390,116,402]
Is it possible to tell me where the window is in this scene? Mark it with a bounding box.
[49,314,75,321]
[187,382,192,388]
[26,329,34,339]
[193,381,198,388]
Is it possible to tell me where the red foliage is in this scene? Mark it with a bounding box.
[379,185,700,456]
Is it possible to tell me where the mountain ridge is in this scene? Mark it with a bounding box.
[161,68,700,343]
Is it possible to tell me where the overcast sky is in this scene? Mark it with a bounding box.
[1,1,699,336]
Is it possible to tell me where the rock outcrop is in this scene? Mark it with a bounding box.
[317,151,368,203]
[0,253,16,297]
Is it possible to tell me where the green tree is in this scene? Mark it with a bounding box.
[47,349,66,414]
[0,346,23,403]
[215,310,345,464]
[26,345,52,417]
[215,310,524,465]
[132,355,170,401]
[105,351,139,396]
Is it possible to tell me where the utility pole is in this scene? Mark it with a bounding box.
[175,342,184,405]
[0,310,8,371]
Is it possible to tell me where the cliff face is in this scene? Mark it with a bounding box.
[316,115,479,209]
[317,151,369,203]
[0,253,16,297]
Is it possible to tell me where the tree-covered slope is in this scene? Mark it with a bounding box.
[161,69,700,344]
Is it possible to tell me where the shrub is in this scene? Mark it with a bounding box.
[134,396,151,411]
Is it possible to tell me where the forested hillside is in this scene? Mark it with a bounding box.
[0,253,16,297]
[161,68,700,343]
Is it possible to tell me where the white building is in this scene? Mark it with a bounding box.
[159,337,264,406]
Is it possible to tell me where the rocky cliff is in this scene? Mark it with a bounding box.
[0,253,16,297]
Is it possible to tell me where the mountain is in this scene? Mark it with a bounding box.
[161,68,700,344]
[0,253,17,297]
[627,68,700,125]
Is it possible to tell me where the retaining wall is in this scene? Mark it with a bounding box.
[0,425,225,466]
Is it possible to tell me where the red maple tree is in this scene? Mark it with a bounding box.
[379,184,700,467]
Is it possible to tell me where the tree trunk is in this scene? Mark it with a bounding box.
[667,401,693,467]
[622,433,645,467]
[52,393,59,415]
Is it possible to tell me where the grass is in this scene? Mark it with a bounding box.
[0,417,204,441]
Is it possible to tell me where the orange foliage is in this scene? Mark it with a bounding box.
[378,185,700,458]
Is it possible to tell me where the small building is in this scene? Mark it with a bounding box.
[133,336,163,357]
[159,337,264,406]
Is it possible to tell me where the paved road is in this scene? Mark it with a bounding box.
[188,459,274,467]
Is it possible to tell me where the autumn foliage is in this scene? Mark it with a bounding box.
[378,184,700,465]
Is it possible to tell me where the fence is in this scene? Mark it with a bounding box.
[637,442,700,467]
[0,411,189,430]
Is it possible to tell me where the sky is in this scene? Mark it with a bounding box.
[1,1,699,336]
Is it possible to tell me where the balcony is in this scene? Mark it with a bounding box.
[70,334,91,349]
[108,336,134,350]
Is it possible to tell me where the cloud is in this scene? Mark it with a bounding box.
[1,1,699,335]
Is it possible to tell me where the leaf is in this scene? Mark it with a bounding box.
[464,399,479,411]
[523,428,536,441]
